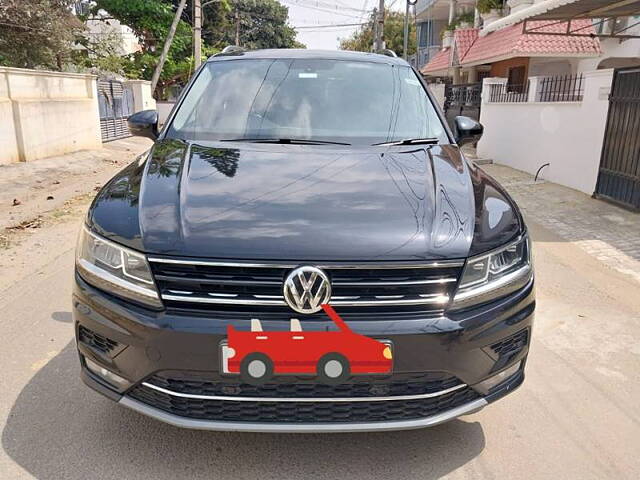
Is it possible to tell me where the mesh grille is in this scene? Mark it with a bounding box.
[128,383,480,423]
[78,325,124,358]
[491,329,529,358]
[146,371,463,399]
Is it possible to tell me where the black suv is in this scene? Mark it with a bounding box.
[73,49,534,432]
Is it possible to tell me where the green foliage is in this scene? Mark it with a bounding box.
[456,11,475,25]
[440,11,476,38]
[95,0,191,54]
[95,0,301,98]
[477,0,503,14]
[339,11,416,57]
[202,0,303,50]
[0,0,83,70]
[94,0,194,97]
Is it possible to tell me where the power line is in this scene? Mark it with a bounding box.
[283,0,366,13]
[280,0,366,19]
[295,22,368,29]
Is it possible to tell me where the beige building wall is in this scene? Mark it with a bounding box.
[0,72,20,163]
[478,69,614,195]
[0,67,102,165]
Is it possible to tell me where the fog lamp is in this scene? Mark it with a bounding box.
[477,361,521,392]
[85,357,131,389]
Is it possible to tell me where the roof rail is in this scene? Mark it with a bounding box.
[221,45,245,54]
[376,49,398,58]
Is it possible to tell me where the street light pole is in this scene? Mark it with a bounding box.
[404,0,418,61]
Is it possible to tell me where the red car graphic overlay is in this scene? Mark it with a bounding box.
[222,304,393,384]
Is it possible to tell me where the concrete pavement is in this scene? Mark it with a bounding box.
[0,137,152,231]
[0,166,639,479]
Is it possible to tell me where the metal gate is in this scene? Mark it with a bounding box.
[443,82,482,129]
[595,67,640,210]
[97,80,134,142]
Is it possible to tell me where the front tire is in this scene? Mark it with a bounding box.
[240,353,274,385]
[317,353,350,384]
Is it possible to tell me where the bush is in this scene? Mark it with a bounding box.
[477,0,503,14]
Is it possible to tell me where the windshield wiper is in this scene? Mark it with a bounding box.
[221,138,350,145]
[374,137,440,146]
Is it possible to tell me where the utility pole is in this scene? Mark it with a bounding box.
[194,0,202,68]
[151,0,188,95]
[235,8,240,46]
[374,0,384,52]
[403,1,409,60]
[372,8,378,52]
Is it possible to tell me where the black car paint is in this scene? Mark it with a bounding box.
[74,271,533,400]
[88,140,521,261]
[75,49,533,428]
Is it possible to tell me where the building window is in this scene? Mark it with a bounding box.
[507,66,527,93]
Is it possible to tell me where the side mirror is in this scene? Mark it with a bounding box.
[454,116,483,146]
[127,110,159,140]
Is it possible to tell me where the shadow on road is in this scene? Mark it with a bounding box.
[3,342,486,479]
[51,311,72,323]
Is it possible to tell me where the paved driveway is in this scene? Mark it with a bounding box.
[0,164,638,479]
[483,164,640,284]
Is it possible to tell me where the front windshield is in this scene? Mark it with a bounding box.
[166,58,448,145]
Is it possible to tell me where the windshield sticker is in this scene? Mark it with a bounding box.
[299,72,318,78]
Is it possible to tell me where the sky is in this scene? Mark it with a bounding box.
[284,0,403,50]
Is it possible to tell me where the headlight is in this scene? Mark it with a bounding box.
[453,234,532,309]
[76,226,162,308]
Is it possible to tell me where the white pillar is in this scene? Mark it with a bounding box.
[527,76,541,102]
[125,80,157,113]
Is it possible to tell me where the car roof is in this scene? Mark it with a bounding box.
[206,48,410,66]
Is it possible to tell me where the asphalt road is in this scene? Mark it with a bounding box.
[1,214,639,479]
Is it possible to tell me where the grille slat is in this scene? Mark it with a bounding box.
[149,259,463,316]
[128,384,480,423]
[491,329,529,358]
[146,371,462,398]
[78,325,124,358]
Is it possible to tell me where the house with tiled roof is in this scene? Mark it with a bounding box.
[422,19,602,85]
[417,0,639,86]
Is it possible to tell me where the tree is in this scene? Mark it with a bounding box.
[202,0,304,50]
[339,11,416,58]
[0,0,83,70]
[94,0,195,98]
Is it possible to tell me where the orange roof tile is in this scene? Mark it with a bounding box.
[459,20,601,66]
[420,48,451,74]
[454,28,479,61]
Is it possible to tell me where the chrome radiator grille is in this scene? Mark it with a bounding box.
[148,258,463,316]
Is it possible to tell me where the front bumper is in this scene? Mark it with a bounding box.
[73,273,534,432]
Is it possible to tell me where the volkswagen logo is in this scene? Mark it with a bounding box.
[283,266,332,314]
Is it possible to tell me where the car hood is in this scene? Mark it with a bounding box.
[89,139,518,261]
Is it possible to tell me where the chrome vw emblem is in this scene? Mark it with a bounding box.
[283,266,332,314]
